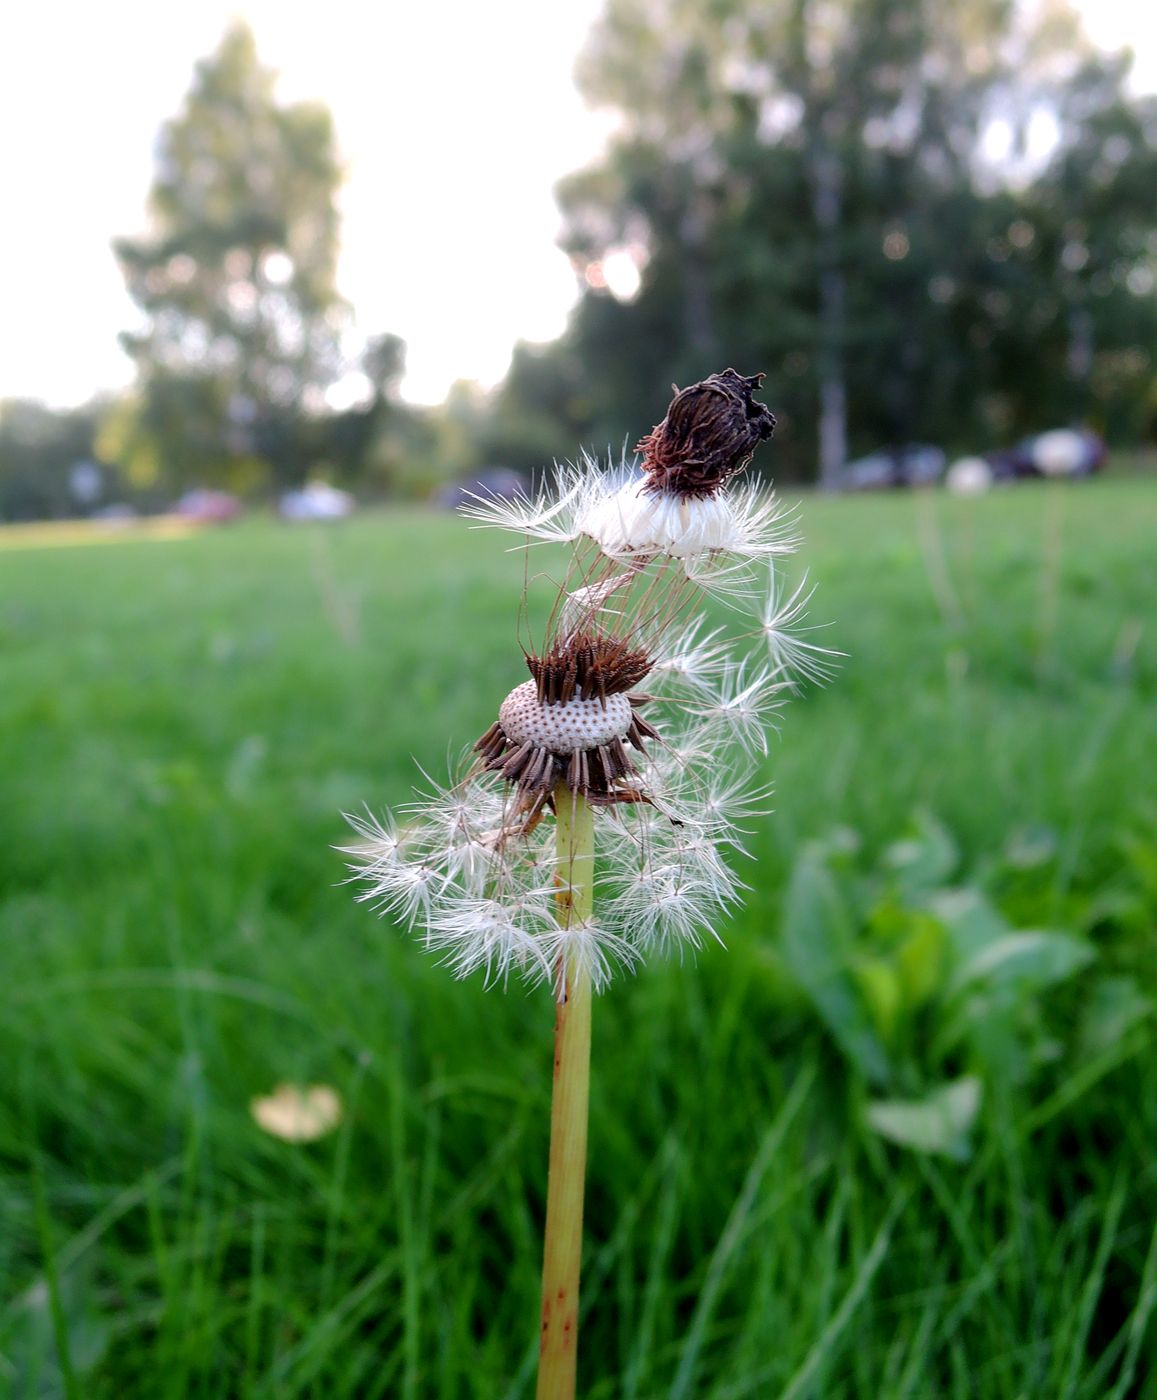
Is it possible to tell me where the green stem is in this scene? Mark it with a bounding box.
[536,785,594,1400]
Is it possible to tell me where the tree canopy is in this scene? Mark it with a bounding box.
[488,0,1156,483]
[112,23,346,492]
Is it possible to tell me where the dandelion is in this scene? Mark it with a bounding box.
[341,370,831,1399]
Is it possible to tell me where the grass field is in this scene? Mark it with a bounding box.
[2,476,1156,1398]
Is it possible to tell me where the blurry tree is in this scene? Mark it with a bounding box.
[112,23,345,494]
[1025,59,1157,442]
[498,0,1154,481]
[0,400,114,521]
[313,332,408,488]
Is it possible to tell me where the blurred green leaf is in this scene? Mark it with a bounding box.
[1078,975,1152,1056]
[1119,833,1157,903]
[937,989,1026,1083]
[895,914,946,1006]
[814,825,862,864]
[927,887,1010,963]
[951,931,1095,994]
[851,956,902,1044]
[867,1077,982,1159]
[1,1264,110,1398]
[782,850,891,1085]
[883,810,957,897]
[1001,825,1058,870]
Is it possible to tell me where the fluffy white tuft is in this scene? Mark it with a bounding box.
[678,660,789,758]
[424,892,556,987]
[760,571,843,687]
[535,920,640,995]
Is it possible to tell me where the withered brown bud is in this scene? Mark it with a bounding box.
[635,368,776,498]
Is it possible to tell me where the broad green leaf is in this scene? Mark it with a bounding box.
[883,810,958,896]
[782,851,891,1085]
[895,913,946,1005]
[852,957,902,1043]
[815,825,862,863]
[952,930,1095,993]
[867,1077,982,1159]
[928,886,1010,964]
[935,988,1027,1083]
[3,1261,110,1396]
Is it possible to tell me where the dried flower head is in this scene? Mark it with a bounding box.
[343,371,830,991]
[636,368,776,498]
[462,372,793,586]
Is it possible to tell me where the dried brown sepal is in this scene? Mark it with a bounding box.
[636,368,776,499]
[526,630,653,706]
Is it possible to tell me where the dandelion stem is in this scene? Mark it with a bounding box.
[536,785,594,1400]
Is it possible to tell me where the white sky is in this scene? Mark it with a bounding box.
[0,0,1150,409]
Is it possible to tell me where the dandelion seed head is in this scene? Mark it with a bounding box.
[576,479,741,560]
[500,681,635,753]
[346,368,829,992]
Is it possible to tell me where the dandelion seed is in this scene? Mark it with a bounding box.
[648,617,732,693]
[459,459,590,544]
[760,570,844,686]
[680,660,789,758]
[425,892,556,986]
[537,919,640,994]
[606,861,721,953]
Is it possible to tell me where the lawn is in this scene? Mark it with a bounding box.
[2,475,1156,1397]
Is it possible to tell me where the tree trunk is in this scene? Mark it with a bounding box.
[681,197,718,364]
[811,147,848,491]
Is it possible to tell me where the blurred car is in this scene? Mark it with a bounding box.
[945,456,994,496]
[173,489,242,523]
[840,444,946,490]
[438,467,526,512]
[987,428,1106,482]
[279,482,354,520]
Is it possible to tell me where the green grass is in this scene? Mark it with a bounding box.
[1,476,1156,1397]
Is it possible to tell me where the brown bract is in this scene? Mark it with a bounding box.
[636,368,776,499]
[474,631,660,821]
[527,629,652,705]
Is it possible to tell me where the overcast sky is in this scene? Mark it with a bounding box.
[0,0,1149,409]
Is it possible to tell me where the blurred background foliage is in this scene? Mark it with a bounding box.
[1,0,1154,517]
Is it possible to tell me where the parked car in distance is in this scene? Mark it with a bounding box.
[279,483,355,520]
[173,489,242,523]
[987,427,1107,482]
[947,427,1107,494]
[840,445,946,491]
